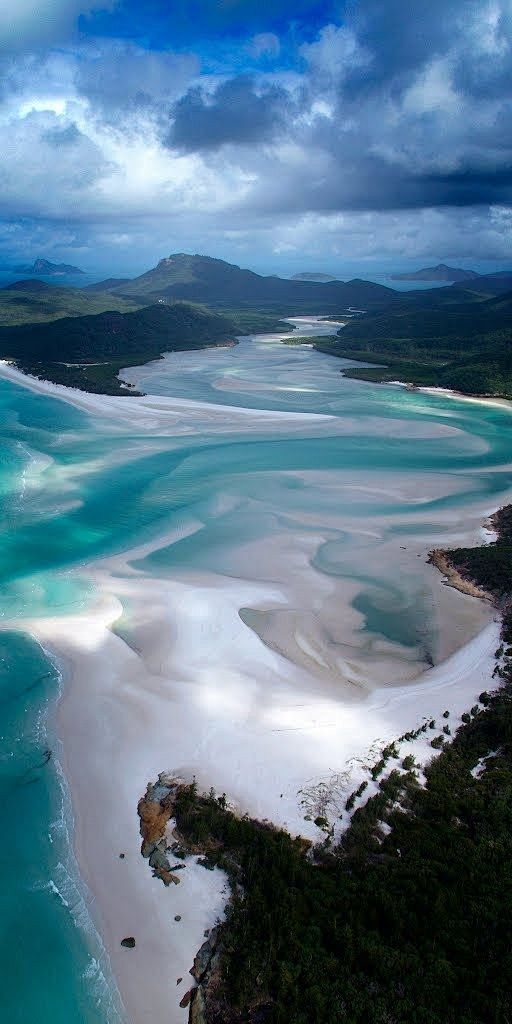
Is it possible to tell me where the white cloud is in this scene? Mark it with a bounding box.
[467,1,510,56]
[403,59,461,115]
[300,24,371,81]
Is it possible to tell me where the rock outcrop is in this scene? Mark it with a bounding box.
[137,776,227,1024]
[137,776,183,885]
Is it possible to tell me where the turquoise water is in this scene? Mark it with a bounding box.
[0,630,124,1023]
[1,320,512,1019]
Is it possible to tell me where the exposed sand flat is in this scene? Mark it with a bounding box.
[0,360,335,433]
[8,524,497,1024]
[1,344,508,1024]
[0,360,489,452]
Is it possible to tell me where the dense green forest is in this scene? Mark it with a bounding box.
[0,277,294,394]
[153,510,512,1024]
[0,302,237,394]
[316,290,512,396]
[438,505,512,609]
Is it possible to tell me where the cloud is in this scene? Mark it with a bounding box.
[0,1,511,272]
[167,75,291,151]
[0,109,108,219]
[0,0,115,50]
[74,43,199,118]
[41,121,83,146]
[250,33,281,58]
[299,24,371,82]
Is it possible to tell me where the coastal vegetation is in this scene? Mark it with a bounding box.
[281,334,339,345]
[432,505,512,608]
[0,302,237,395]
[0,277,293,394]
[316,290,512,396]
[142,508,512,1024]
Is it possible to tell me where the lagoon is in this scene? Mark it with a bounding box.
[0,318,510,1022]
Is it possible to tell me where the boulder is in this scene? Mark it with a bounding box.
[179,987,196,1009]
[191,926,220,981]
[189,985,207,1024]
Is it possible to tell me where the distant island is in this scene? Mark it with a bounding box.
[15,257,84,276]
[291,272,339,282]
[392,263,481,282]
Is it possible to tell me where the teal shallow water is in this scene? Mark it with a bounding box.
[0,629,124,1023]
[1,322,512,1019]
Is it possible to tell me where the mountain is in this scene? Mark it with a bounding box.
[15,257,84,276]
[100,253,395,312]
[392,264,480,282]
[463,271,512,294]
[291,272,339,282]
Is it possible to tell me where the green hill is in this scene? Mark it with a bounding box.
[1,302,236,395]
[5,256,512,400]
[0,280,140,326]
[316,289,512,396]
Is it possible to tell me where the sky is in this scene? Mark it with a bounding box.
[0,0,511,277]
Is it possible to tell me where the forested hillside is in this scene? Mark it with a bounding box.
[0,303,236,394]
[316,290,512,396]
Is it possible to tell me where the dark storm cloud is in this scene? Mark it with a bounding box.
[167,76,290,151]
[163,0,512,214]
[242,133,512,217]
[344,0,461,87]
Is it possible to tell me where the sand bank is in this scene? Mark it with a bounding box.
[0,360,335,434]
[1,349,507,1024]
[8,517,498,1024]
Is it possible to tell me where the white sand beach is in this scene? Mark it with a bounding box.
[9,552,499,1024]
[0,354,507,1023]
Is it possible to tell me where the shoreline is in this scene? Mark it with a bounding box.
[5,326,512,417]
[2,335,509,1024]
[343,366,512,412]
[8,534,499,1024]
[428,549,492,602]
[0,359,336,430]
